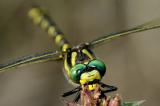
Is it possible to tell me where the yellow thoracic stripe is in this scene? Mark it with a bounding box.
[71,52,77,66]
[82,49,93,59]
[64,58,70,77]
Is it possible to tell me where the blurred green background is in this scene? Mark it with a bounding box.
[0,0,160,106]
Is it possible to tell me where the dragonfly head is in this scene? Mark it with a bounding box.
[70,59,106,91]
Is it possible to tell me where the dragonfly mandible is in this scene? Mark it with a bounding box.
[0,6,160,102]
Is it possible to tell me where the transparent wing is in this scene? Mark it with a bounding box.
[0,51,62,72]
[89,18,160,48]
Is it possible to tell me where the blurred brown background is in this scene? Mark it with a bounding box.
[0,0,160,106]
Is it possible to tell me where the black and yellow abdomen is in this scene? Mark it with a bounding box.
[28,6,70,52]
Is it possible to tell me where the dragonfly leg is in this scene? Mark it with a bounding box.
[100,82,118,93]
[73,92,80,103]
[62,86,81,97]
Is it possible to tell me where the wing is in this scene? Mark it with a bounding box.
[88,18,160,48]
[0,51,62,72]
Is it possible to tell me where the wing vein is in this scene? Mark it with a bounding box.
[0,51,62,72]
[89,18,160,48]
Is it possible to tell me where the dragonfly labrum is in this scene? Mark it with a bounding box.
[0,6,160,105]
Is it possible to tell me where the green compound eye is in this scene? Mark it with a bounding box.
[88,59,106,77]
[70,64,86,83]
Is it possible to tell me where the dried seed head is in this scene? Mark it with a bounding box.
[65,85,143,106]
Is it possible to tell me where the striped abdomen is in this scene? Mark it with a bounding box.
[28,6,70,52]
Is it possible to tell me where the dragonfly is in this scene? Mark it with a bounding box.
[0,6,160,103]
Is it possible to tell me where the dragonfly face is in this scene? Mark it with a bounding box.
[70,59,106,90]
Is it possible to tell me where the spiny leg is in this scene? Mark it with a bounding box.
[100,82,117,93]
[73,92,81,103]
[62,86,81,97]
